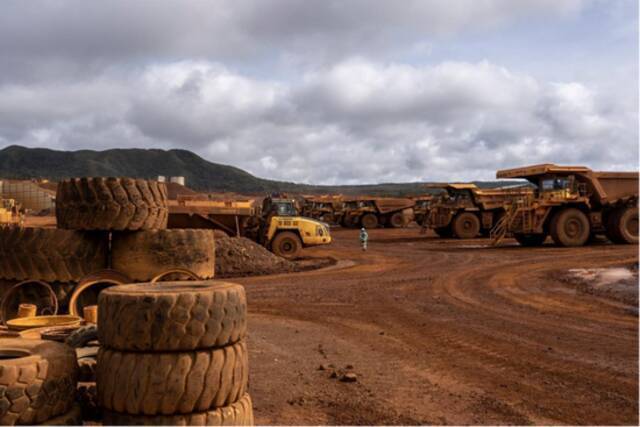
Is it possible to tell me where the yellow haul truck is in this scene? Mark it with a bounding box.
[341,197,415,229]
[490,164,639,247]
[167,195,331,259]
[424,183,533,238]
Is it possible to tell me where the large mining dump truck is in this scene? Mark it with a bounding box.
[341,197,415,229]
[424,183,533,238]
[301,196,344,225]
[167,195,331,259]
[490,164,639,247]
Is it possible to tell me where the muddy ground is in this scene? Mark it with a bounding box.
[239,227,638,425]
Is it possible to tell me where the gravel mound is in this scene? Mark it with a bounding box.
[216,236,297,278]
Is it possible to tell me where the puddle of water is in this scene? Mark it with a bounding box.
[567,268,636,287]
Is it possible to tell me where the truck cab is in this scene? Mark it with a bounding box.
[260,195,331,259]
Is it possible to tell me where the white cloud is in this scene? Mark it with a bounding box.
[0,58,635,184]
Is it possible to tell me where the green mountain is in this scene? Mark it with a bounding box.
[0,145,513,196]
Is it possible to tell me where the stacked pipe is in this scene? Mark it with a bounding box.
[96,280,254,425]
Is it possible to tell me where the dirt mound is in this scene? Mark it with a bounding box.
[216,236,297,278]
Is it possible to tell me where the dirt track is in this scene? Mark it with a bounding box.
[239,227,638,425]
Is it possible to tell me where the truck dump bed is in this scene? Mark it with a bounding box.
[497,164,638,206]
[373,198,416,213]
[593,172,638,204]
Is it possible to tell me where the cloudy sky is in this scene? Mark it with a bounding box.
[0,1,637,184]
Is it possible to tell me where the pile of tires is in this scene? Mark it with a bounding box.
[0,338,80,425]
[96,281,253,426]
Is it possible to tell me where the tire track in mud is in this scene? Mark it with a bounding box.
[238,229,638,425]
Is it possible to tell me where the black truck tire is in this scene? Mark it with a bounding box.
[0,228,108,282]
[111,230,215,281]
[452,212,480,239]
[389,212,405,228]
[361,214,378,229]
[609,206,638,244]
[98,281,247,352]
[97,341,248,415]
[550,208,590,247]
[0,338,78,425]
[102,393,254,426]
[56,177,168,231]
[271,232,302,259]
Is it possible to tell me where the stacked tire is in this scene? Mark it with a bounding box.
[96,281,253,426]
[0,338,80,425]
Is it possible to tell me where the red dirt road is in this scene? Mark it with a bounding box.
[239,227,638,425]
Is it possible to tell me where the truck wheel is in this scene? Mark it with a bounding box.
[452,212,480,239]
[434,226,453,238]
[389,212,405,228]
[0,338,78,425]
[341,216,357,228]
[272,232,302,259]
[550,208,590,247]
[514,233,547,247]
[361,214,378,229]
[613,206,638,244]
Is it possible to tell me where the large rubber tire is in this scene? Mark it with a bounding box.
[102,393,254,426]
[389,212,405,228]
[97,341,248,416]
[550,208,590,247]
[341,215,358,228]
[434,226,453,238]
[612,206,638,244]
[452,212,481,239]
[0,338,78,425]
[56,177,168,231]
[40,403,82,426]
[514,233,547,247]
[361,214,378,229]
[0,228,108,282]
[111,230,215,281]
[98,281,246,352]
[271,231,301,260]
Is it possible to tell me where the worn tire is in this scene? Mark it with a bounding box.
[271,231,301,260]
[103,393,254,426]
[452,212,480,239]
[0,338,78,425]
[97,341,248,415]
[612,206,638,244]
[56,177,168,231]
[514,233,547,247]
[361,214,378,229]
[550,208,590,247]
[0,228,108,282]
[389,212,405,228]
[111,230,215,281]
[40,403,82,426]
[99,281,246,352]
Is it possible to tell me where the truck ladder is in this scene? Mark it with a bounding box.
[489,203,519,246]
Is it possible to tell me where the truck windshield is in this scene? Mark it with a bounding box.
[541,178,570,191]
[276,202,297,216]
